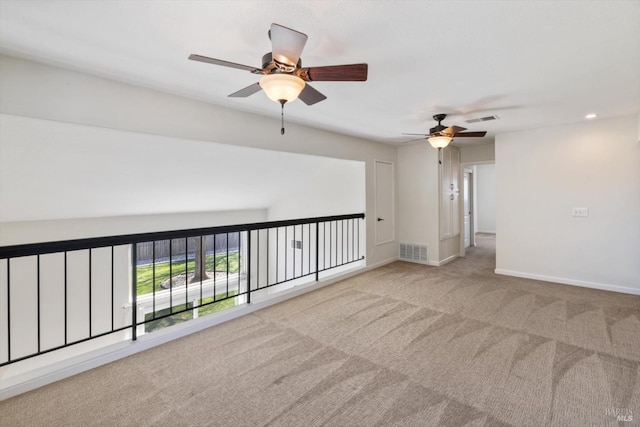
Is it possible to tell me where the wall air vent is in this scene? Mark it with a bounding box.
[465,115,499,124]
[399,243,428,264]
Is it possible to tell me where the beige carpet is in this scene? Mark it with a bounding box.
[1,235,639,426]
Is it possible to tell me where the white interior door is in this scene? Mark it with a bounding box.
[463,171,473,248]
[375,160,394,244]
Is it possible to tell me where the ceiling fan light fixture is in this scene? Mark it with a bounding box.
[259,73,305,103]
[428,135,453,149]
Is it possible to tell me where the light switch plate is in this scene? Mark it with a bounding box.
[572,207,589,217]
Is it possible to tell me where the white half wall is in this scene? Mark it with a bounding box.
[495,115,640,294]
[475,164,496,233]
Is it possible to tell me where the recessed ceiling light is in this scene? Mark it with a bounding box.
[585,113,597,119]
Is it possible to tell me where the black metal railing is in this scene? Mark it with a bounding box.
[0,213,364,366]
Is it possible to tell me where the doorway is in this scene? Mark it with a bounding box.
[460,162,496,256]
[463,169,474,248]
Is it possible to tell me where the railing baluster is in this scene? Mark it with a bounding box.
[152,242,156,319]
[247,230,251,304]
[37,255,41,353]
[169,239,173,314]
[307,224,311,276]
[6,258,11,362]
[237,232,241,296]
[226,233,229,298]
[184,237,188,308]
[315,222,320,282]
[131,244,137,341]
[89,249,92,338]
[64,251,68,346]
[111,246,114,332]
[199,236,203,305]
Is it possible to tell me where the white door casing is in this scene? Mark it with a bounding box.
[439,146,461,240]
[463,171,473,248]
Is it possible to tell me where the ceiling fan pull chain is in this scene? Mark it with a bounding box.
[280,99,286,135]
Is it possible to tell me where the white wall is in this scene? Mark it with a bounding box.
[0,54,395,265]
[475,164,496,233]
[458,141,495,164]
[496,115,640,294]
[396,142,440,263]
[266,159,365,221]
[0,114,341,222]
[0,112,365,242]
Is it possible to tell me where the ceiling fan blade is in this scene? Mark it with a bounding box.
[402,133,429,136]
[270,23,308,67]
[228,82,262,98]
[302,64,368,81]
[298,84,327,105]
[401,137,428,144]
[188,54,259,72]
[443,125,467,134]
[453,131,487,137]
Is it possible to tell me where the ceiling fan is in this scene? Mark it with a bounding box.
[189,23,368,134]
[403,113,487,149]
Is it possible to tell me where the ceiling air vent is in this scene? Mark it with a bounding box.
[465,115,499,124]
[399,243,428,264]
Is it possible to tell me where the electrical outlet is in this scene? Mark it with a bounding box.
[572,207,589,217]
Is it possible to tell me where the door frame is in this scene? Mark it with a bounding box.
[463,168,475,249]
[459,160,495,256]
[374,159,395,245]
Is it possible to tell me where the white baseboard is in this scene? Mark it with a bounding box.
[476,230,496,234]
[429,253,458,267]
[1,259,400,401]
[494,269,640,296]
[366,257,399,270]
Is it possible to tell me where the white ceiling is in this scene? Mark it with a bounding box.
[0,0,638,145]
